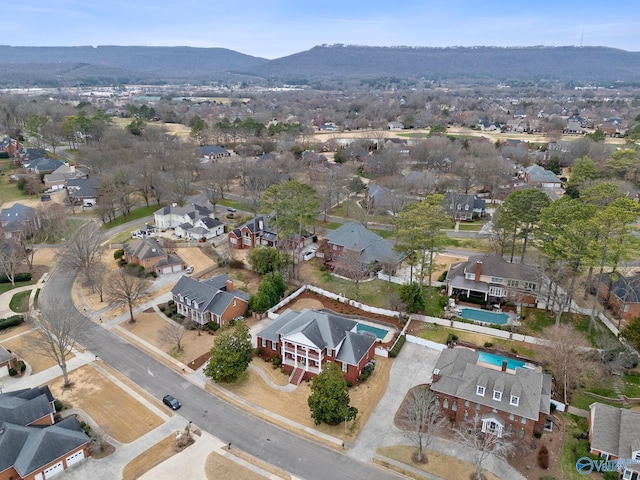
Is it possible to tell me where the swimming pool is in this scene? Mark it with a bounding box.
[477,351,525,370]
[357,323,389,340]
[459,307,509,325]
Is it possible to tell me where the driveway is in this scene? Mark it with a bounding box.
[349,342,440,461]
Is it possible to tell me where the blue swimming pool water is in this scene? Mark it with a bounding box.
[477,351,525,370]
[459,307,509,325]
[357,323,388,340]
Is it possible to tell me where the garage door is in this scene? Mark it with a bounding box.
[66,449,85,467]
[172,264,182,272]
[162,266,172,274]
[43,461,64,478]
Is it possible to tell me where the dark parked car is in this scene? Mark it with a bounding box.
[162,394,181,410]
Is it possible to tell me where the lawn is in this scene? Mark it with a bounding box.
[0,279,37,296]
[569,391,626,411]
[622,374,640,398]
[455,219,488,231]
[9,290,31,312]
[313,270,401,309]
[102,205,158,229]
[218,198,252,211]
[0,160,30,205]
[561,414,595,480]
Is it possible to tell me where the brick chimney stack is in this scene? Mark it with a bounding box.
[474,260,482,282]
[501,360,508,372]
[432,368,440,382]
[225,279,234,292]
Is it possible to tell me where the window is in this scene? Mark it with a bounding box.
[342,362,347,372]
[492,408,498,413]
[476,385,485,396]
[635,452,640,461]
[464,205,469,211]
[623,469,633,480]
[452,401,457,411]
[509,413,515,421]
[493,390,502,401]
[521,417,527,424]
[443,399,449,409]
[333,245,337,250]
[491,277,503,283]
[507,280,519,288]
[510,396,520,406]
[476,403,481,411]
[261,338,266,348]
[489,286,505,296]
[465,273,475,280]
[524,282,536,291]
[463,410,468,420]
[464,400,470,407]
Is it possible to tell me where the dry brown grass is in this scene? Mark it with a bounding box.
[223,448,291,479]
[205,451,268,480]
[122,434,176,480]
[221,355,392,443]
[252,359,289,387]
[1,330,72,372]
[48,365,164,443]
[377,446,500,480]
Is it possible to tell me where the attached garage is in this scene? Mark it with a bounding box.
[43,461,64,478]
[162,266,173,275]
[65,449,85,467]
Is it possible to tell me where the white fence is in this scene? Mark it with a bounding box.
[266,285,307,319]
[406,334,447,351]
[550,399,566,413]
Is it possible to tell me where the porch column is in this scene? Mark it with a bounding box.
[295,344,299,367]
[305,348,309,372]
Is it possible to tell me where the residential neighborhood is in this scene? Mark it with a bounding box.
[0,45,640,480]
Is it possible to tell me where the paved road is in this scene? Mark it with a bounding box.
[43,270,399,480]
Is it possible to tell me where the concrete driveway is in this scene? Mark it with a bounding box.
[349,342,440,462]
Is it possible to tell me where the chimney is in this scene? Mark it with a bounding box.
[225,279,234,292]
[432,368,440,382]
[474,260,482,281]
[501,360,508,372]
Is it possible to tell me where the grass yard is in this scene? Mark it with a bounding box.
[377,446,499,480]
[1,330,64,372]
[0,279,36,296]
[123,434,177,480]
[205,451,267,480]
[102,205,157,229]
[49,365,164,443]
[9,290,31,312]
[569,391,626,411]
[561,415,595,480]
[623,374,640,398]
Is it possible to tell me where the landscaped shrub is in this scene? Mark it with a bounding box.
[54,400,64,412]
[228,259,244,269]
[8,368,17,376]
[484,342,493,348]
[118,258,127,267]
[272,355,282,367]
[0,315,24,331]
[389,334,406,357]
[359,363,375,383]
[113,249,124,260]
[446,333,458,345]
[207,321,219,332]
[158,305,165,312]
[0,273,31,283]
[346,380,353,388]
[538,446,549,469]
[168,299,174,306]
[17,360,26,372]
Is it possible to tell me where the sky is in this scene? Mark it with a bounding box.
[6,1,640,59]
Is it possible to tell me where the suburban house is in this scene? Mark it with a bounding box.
[122,238,185,275]
[0,136,21,157]
[445,253,538,306]
[23,157,65,175]
[200,145,231,160]
[0,345,15,376]
[43,164,87,191]
[170,274,249,327]
[365,184,393,212]
[15,148,47,165]
[0,386,90,480]
[444,192,486,221]
[0,203,40,239]
[322,222,401,274]
[256,308,377,384]
[228,215,278,250]
[594,273,640,322]
[523,165,562,189]
[66,177,100,207]
[153,204,219,237]
[430,348,552,438]
[588,403,640,479]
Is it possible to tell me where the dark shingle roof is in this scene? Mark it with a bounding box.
[0,387,53,426]
[171,274,249,316]
[324,222,400,265]
[590,403,640,459]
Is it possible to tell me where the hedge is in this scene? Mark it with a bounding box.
[0,273,32,284]
[0,315,24,331]
[389,334,406,357]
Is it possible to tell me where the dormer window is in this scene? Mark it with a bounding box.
[476,385,485,396]
[510,395,519,406]
[493,390,502,401]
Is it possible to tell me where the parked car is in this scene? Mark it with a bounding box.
[40,194,51,202]
[302,250,316,261]
[227,207,237,212]
[162,394,181,410]
[185,266,194,274]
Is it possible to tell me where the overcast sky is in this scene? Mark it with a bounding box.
[6,1,640,59]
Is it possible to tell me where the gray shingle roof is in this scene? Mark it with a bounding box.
[446,253,537,285]
[123,238,168,260]
[324,222,400,265]
[171,274,249,316]
[0,387,54,426]
[430,349,551,421]
[257,308,377,366]
[590,403,640,458]
[0,203,37,226]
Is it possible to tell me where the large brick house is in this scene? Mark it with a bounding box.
[429,349,552,439]
[171,274,249,327]
[0,386,90,480]
[256,308,377,384]
[589,403,640,479]
[445,253,539,307]
[122,238,185,275]
[0,203,40,239]
[594,273,640,322]
[228,215,278,250]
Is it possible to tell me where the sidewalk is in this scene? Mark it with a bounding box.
[0,270,50,319]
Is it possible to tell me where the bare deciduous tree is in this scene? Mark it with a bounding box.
[158,320,188,353]
[455,415,516,480]
[106,268,151,323]
[85,261,109,302]
[31,301,88,387]
[402,386,447,464]
[59,223,104,279]
[0,241,22,285]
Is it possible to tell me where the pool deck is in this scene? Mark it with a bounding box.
[356,319,396,343]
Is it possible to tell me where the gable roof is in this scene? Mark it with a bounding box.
[597,273,640,304]
[123,238,167,260]
[171,274,249,315]
[200,145,229,155]
[0,203,37,227]
[154,203,212,221]
[0,416,89,478]
[257,308,376,366]
[444,192,486,212]
[590,403,640,459]
[0,387,54,426]
[446,253,537,285]
[430,349,551,421]
[324,222,400,265]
